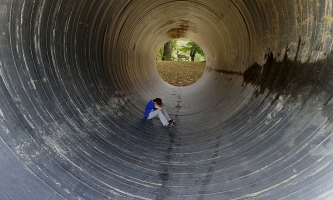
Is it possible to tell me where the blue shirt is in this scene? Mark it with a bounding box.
[144,100,156,119]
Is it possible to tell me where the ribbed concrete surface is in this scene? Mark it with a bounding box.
[0,0,333,199]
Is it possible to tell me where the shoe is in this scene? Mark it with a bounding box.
[165,122,174,127]
[168,119,176,124]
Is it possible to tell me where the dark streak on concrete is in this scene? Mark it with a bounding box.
[167,20,189,38]
[197,135,221,200]
[156,129,177,200]
[243,40,333,123]
[244,41,332,98]
[215,69,244,76]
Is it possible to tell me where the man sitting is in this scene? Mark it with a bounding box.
[144,98,175,127]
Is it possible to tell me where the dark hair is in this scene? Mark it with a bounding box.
[153,98,162,106]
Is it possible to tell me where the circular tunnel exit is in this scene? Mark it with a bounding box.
[156,39,206,87]
[0,0,333,200]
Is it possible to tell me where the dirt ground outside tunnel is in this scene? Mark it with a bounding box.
[156,61,206,87]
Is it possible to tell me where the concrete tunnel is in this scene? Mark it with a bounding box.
[1,0,333,199]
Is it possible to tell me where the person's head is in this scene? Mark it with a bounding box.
[153,98,162,106]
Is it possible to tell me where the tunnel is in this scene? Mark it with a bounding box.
[1,0,333,199]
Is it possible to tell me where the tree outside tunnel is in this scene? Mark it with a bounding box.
[157,38,205,62]
[156,39,206,87]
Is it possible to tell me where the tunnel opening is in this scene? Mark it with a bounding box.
[0,0,333,200]
[156,38,206,87]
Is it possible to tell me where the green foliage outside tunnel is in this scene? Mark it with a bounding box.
[157,38,205,62]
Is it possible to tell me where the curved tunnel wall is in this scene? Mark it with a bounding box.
[1,0,333,199]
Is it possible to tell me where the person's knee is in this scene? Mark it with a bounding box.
[148,110,162,119]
